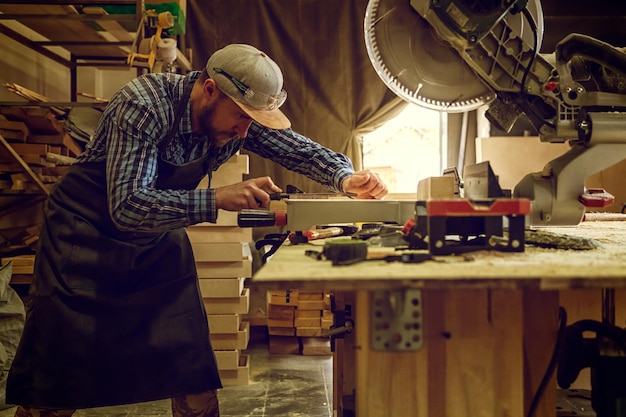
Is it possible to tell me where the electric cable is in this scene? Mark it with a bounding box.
[527,306,568,417]
[520,7,556,130]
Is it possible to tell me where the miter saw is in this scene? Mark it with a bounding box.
[364,0,626,226]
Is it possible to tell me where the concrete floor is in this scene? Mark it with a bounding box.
[0,338,334,417]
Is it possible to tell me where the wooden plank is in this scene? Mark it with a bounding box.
[198,277,244,298]
[191,242,245,262]
[186,225,252,243]
[0,134,49,194]
[268,335,300,354]
[267,317,294,328]
[0,120,30,142]
[218,354,250,387]
[214,349,240,370]
[296,327,322,337]
[0,4,129,58]
[195,260,252,279]
[203,288,249,315]
[9,143,50,155]
[0,106,65,135]
[207,314,240,334]
[267,289,299,306]
[82,6,134,43]
[301,337,331,356]
[210,321,249,351]
[295,317,321,328]
[267,303,295,320]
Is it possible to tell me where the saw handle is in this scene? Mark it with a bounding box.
[237,209,287,227]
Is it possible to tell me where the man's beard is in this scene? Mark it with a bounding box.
[198,101,238,146]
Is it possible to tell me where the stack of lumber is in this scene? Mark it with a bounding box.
[267,290,334,356]
[187,153,253,386]
[0,103,84,192]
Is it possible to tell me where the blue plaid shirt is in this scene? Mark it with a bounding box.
[76,71,354,232]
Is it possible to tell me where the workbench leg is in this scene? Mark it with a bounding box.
[353,288,560,417]
[334,291,357,417]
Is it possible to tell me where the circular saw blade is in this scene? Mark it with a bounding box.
[364,0,495,112]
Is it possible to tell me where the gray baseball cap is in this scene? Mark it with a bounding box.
[207,44,291,130]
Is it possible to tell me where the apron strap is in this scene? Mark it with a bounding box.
[159,81,195,152]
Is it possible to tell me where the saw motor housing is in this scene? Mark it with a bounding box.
[365,0,626,226]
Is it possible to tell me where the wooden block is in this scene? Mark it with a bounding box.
[267,317,294,328]
[298,291,324,301]
[296,326,323,337]
[1,255,34,274]
[300,337,331,356]
[268,335,300,354]
[195,260,252,279]
[198,277,244,298]
[295,317,321,328]
[296,309,321,319]
[27,133,82,157]
[297,300,325,310]
[82,6,135,42]
[9,143,50,155]
[219,354,250,386]
[268,326,295,337]
[186,225,252,243]
[267,290,299,306]
[416,176,457,200]
[210,321,249,350]
[208,314,241,334]
[0,106,65,134]
[323,292,331,309]
[0,120,30,142]
[203,288,249,315]
[0,162,23,172]
[27,133,66,144]
[267,304,295,320]
[191,242,245,262]
[214,349,240,370]
[321,310,334,329]
[17,154,55,167]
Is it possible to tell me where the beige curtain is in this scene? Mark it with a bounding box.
[187,0,404,193]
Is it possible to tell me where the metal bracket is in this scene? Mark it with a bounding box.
[371,289,423,351]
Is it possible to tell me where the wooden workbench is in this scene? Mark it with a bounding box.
[252,215,626,417]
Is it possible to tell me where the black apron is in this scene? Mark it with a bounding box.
[7,84,222,409]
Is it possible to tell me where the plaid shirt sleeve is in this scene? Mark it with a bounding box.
[83,75,218,232]
[243,122,354,192]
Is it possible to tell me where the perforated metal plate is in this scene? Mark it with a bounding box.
[371,289,423,351]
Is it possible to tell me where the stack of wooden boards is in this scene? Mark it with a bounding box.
[267,289,334,356]
[186,154,253,386]
[0,105,84,192]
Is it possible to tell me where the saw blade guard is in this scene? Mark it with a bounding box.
[364,0,544,113]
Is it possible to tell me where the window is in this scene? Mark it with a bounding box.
[363,104,446,194]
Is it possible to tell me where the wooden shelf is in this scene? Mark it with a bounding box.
[0,1,190,99]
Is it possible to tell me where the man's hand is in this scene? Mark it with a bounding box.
[342,170,388,200]
[215,177,282,210]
